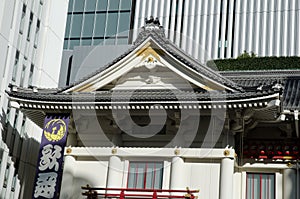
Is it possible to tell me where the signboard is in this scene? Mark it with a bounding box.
[33,115,69,198]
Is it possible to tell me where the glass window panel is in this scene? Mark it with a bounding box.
[69,39,80,49]
[65,15,71,37]
[94,13,106,36]
[120,0,131,10]
[118,12,130,36]
[85,0,96,11]
[71,14,83,37]
[74,0,85,11]
[97,0,108,11]
[128,162,163,189]
[105,38,115,45]
[136,163,145,189]
[64,40,69,49]
[93,38,104,45]
[246,173,275,199]
[83,14,95,37]
[106,12,118,36]
[146,163,154,189]
[109,0,120,10]
[154,163,163,189]
[81,39,92,45]
[68,0,74,12]
[127,163,136,188]
[116,38,128,45]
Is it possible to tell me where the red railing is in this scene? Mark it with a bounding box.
[82,185,199,199]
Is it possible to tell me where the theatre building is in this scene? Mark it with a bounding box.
[7,22,300,199]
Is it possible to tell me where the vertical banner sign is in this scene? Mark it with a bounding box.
[33,115,70,199]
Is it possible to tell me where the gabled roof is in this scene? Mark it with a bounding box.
[7,22,292,129]
[59,24,243,93]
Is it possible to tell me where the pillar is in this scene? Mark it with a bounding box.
[0,149,8,193]
[60,155,76,199]
[4,161,14,199]
[283,168,296,199]
[219,158,234,199]
[170,156,186,189]
[107,156,122,188]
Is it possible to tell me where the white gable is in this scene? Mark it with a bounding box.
[64,38,236,93]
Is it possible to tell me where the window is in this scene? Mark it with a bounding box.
[3,164,10,187]
[28,64,34,86]
[106,12,118,36]
[68,0,74,12]
[246,173,275,199]
[13,110,19,129]
[108,0,120,10]
[5,107,10,124]
[118,12,130,36]
[127,162,163,189]
[82,13,95,37]
[12,50,20,82]
[34,20,40,48]
[120,0,131,10]
[97,0,108,11]
[71,14,83,37]
[20,115,26,136]
[19,4,26,34]
[85,0,96,11]
[94,13,106,37]
[74,0,85,12]
[27,12,34,41]
[20,64,26,87]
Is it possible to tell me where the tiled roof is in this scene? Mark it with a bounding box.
[222,70,300,110]
[7,88,277,103]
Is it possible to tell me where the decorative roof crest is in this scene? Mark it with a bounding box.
[135,16,165,42]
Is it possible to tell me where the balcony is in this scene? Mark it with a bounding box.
[82,185,199,199]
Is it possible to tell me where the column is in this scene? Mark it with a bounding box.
[13,180,20,199]
[60,155,76,199]
[0,149,8,193]
[4,162,15,199]
[170,156,186,190]
[283,168,296,199]
[107,155,122,188]
[219,158,234,199]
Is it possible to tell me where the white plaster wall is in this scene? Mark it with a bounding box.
[61,157,222,199]
[60,160,109,199]
[185,162,220,199]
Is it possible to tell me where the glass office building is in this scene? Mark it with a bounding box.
[64,0,134,49]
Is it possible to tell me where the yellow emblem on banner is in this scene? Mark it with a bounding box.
[43,119,67,142]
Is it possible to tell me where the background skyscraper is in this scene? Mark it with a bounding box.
[0,0,68,198]
[60,0,300,87]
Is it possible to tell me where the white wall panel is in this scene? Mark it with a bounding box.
[187,0,196,56]
[181,0,189,51]
[169,0,177,42]
[260,1,267,56]
[163,0,170,38]
[131,0,300,59]
[175,0,183,46]
[289,0,296,55]
[225,0,234,58]
[193,0,201,60]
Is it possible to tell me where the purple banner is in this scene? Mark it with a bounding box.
[33,115,69,199]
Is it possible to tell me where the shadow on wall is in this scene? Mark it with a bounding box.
[1,108,40,198]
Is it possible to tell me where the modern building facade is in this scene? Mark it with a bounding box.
[0,0,68,198]
[7,22,300,199]
[60,0,300,87]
